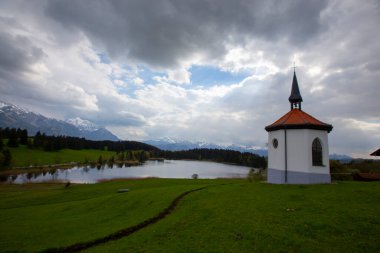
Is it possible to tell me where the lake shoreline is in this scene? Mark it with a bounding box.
[2,160,253,184]
[0,158,258,178]
[0,160,143,178]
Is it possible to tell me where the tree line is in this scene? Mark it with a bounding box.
[152,148,267,169]
[0,127,158,168]
[0,127,158,152]
[32,131,158,152]
[0,127,28,147]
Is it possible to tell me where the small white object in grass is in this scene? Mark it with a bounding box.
[117,189,129,193]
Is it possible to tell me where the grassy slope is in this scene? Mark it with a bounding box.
[0,179,213,252]
[0,180,379,253]
[86,182,380,253]
[8,146,116,167]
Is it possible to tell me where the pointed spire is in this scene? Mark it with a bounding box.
[288,71,303,110]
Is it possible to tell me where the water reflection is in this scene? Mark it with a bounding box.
[4,160,253,184]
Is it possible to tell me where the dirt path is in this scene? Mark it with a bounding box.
[41,186,207,253]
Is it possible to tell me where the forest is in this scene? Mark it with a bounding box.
[153,148,267,169]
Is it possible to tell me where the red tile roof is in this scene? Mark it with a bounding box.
[265,109,333,132]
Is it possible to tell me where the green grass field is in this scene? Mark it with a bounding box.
[7,146,116,167]
[0,179,379,253]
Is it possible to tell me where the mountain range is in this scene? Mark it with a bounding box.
[145,138,353,161]
[0,101,118,141]
[0,101,353,161]
[145,138,268,156]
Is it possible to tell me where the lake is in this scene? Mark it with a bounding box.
[6,160,254,184]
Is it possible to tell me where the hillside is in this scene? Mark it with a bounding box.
[145,138,268,156]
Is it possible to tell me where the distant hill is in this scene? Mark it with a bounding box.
[0,101,119,141]
[329,153,353,163]
[145,138,268,156]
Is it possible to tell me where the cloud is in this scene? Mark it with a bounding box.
[44,0,328,69]
[0,16,46,77]
[0,0,379,157]
[132,77,144,85]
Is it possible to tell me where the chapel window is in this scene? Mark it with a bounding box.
[312,138,323,166]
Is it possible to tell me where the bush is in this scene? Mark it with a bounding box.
[330,160,350,173]
[331,173,354,181]
[330,160,380,181]
[98,155,103,165]
[247,168,265,182]
[192,173,199,179]
[349,160,380,173]
[247,168,255,182]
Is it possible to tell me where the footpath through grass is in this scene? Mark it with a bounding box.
[0,180,379,253]
[0,179,213,252]
[84,181,380,253]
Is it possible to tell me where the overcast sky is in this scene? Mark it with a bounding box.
[0,0,379,157]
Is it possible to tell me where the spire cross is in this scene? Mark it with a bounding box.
[293,62,296,72]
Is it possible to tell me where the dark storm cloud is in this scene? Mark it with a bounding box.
[45,0,328,68]
[0,32,45,76]
[0,18,47,107]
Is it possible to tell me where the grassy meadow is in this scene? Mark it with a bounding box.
[7,146,116,167]
[0,179,379,253]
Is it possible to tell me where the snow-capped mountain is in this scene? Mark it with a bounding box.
[0,101,119,141]
[0,101,33,116]
[66,117,99,131]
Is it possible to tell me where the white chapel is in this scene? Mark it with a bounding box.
[265,71,333,184]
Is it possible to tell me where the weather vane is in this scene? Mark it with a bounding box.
[293,62,296,72]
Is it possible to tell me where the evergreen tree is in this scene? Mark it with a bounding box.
[7,128,19,147]
[20,129,28,145]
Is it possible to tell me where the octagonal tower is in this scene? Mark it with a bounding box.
[265,71,333,184]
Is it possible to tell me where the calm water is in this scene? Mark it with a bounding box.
[6,160,253,184]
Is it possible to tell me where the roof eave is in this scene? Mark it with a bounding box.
[265,124,333,133]
[370,149,380,156]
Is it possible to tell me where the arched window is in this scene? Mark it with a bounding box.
[312,138,323,166]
